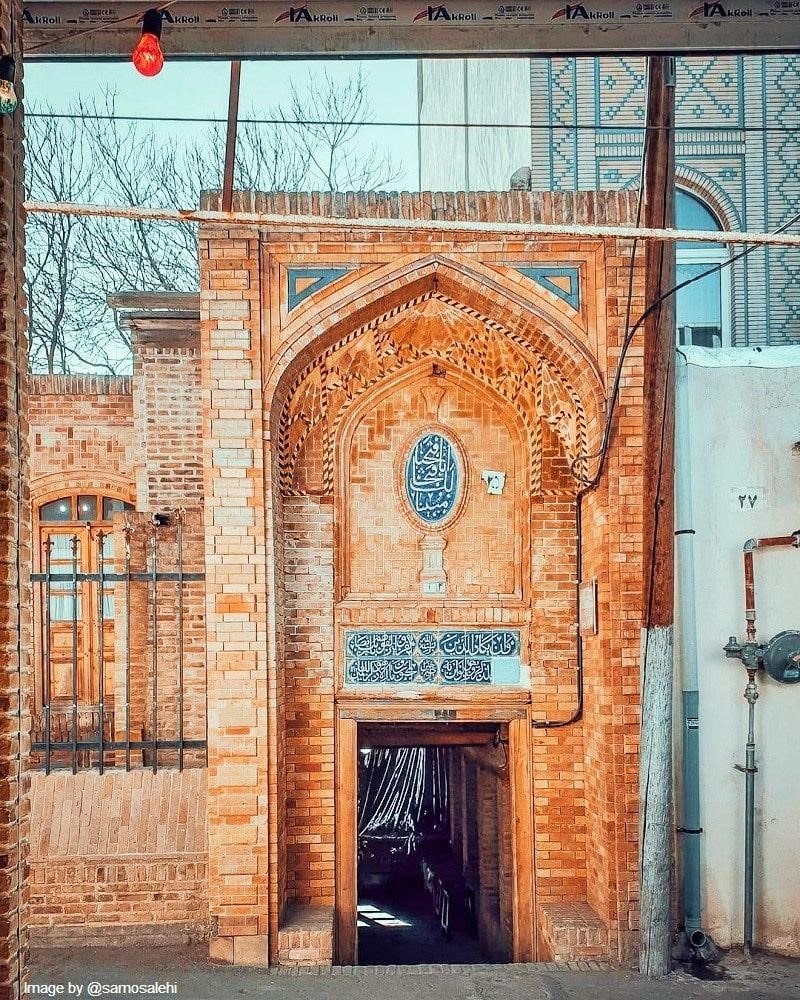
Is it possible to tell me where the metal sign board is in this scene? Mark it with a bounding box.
[579,578,598,637]
[23,1,800,58]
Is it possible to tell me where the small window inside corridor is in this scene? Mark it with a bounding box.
[676,190,730,348]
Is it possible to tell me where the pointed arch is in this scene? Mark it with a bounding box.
[267,254,606,476]
[276,291,594,497]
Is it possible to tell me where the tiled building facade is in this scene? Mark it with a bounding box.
[21,189,653,969]
[419,55,800,347]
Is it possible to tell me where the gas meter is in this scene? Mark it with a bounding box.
[724,629,800,684]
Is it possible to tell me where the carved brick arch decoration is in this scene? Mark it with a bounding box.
[270,256,605,498]
[31,472,136,510]
[268,255,605,430]
[279,293,588,497]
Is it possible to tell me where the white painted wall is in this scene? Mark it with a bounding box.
[678,346,800,955]
[418,59,531,190]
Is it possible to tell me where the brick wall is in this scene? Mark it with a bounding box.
[28,376,135,504]
[0,3,30,994]
[201,190,645,966]
[110,511,206,766]
[130,320,203,512]
[26,347,208,941]
[283,497,335,907]
[28,770,209,945]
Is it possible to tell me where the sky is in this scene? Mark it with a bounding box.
[24,58,421,194]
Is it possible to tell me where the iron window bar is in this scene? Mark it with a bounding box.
[33,516,206,774]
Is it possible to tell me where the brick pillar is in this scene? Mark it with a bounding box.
[200,220,269,965]
[0,3,30,995]
[127,310,203,512]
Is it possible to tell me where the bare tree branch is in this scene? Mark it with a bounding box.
[25,68,403,374]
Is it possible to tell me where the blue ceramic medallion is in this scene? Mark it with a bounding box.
[405,432,460,526]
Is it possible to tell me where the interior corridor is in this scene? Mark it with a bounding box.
[356,723,513,966]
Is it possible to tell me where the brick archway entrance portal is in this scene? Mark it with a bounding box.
[199,194,645,967]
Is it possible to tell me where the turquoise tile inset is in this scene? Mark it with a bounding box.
[515,266,581,312]
[287,266,350,312]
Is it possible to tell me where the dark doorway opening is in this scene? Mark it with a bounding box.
[356,722,513,966]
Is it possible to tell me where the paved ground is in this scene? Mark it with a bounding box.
[29,946,800,999]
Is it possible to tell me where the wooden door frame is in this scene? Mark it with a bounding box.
[334,701,535,965]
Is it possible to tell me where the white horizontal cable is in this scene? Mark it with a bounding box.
[24,199,800,248]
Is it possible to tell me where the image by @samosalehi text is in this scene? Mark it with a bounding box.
[25,984,178,997]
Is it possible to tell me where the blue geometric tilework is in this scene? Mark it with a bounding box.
[405,432,461,526]
[344,629,522,686]
[286,266,350,312]
[515,266,580,312]
[549,58,579,190]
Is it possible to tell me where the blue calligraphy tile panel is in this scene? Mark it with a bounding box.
[405,433,461,525]
[344,630,522,686]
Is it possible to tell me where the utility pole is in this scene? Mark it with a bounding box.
[638,54,677,979]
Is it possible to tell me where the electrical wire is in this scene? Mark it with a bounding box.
[23,110,800,134]
[532,74,649,731]
[570,206,800,489]
[24,1,178,54]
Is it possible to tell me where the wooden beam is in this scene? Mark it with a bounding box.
[221,60,241,215]
[335,716,358,966]
[638,55,677,979]
[358,724,498,748]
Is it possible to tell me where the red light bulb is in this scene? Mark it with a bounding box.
[132,10,165,78]
[133,32,164,77]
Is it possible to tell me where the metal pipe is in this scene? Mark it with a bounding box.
[24,199,800,248]
[70,534,79,775]
[743,548,756,641]
[743,532,799,642]
[674,350,708,944]
[97,530,106,775]
[176,510,185,772]
[124,523,132,773]
[150,518,159,774]
[43,537,53,776]
[742,670,759,959]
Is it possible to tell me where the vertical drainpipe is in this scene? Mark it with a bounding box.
[675,351,705,944]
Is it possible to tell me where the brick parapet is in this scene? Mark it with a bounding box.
[28,375,132,396]
[132,334,203,511]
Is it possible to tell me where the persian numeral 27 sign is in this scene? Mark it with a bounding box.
[23,1,800,57]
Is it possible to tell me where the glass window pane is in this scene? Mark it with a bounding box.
[102,497,134,520]
[77,495,97,520]
[48,534,77,559]
[45,533,82,621]
[50,591,81,622]
[676,191,722,250]
[40,498,72,522]
[676,190,721,232]
[676,263,723,347]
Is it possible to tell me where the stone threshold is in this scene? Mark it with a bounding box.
[268,960,613,976]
